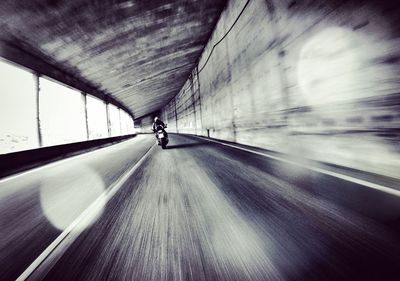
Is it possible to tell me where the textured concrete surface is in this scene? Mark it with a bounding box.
[1,134,400,280]
[159,0,400,179]
[0,0,226,117]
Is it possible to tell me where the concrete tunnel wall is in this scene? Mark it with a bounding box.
[157,0,400,179]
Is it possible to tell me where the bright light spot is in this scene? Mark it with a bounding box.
[108,104,121,137]
[40,165,106,231]
[297,27,369,105]
[87,95,108,139]
[40,77,87,146]
[0,59,38,154]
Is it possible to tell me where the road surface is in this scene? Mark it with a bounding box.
[1,134,400,281]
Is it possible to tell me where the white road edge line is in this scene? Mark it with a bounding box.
[16,144,155,281]
[201,137,400,197]
[0,135,142,184]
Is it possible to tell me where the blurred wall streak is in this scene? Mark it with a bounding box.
[160,0,400,179]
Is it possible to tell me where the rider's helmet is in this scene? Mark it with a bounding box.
[154,117,159,122]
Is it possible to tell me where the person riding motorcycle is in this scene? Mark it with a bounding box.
[152,117,168,139]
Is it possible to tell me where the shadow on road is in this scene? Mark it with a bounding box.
[167,143,207,149]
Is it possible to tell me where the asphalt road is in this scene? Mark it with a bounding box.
[1,134,400,281]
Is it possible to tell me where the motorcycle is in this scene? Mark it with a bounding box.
[155,124,168,149]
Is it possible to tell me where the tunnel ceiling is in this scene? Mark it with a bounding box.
[0,0,226,118]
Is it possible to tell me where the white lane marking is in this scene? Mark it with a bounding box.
[0,135,145,184]
[16,143,155,281]
[199,137,400,197]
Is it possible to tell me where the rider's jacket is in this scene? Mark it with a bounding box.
[152,119,166,132]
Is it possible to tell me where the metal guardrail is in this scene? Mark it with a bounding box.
[0,134,136,178]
